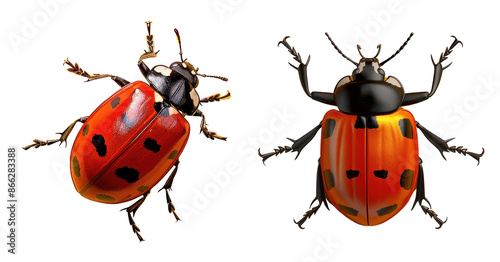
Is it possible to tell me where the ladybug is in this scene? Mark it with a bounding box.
[259,33,484,229]
[23,21,230,241]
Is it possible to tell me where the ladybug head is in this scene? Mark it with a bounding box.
[325,32,414,115]
[146,29,227,115]
[169,29,227,87]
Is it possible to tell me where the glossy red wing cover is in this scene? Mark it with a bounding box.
[69,81,190,203]
[320,109,418,226]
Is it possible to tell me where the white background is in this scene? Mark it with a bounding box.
[1,0,499,261]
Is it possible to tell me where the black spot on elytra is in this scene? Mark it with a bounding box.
[355,116,366,129]
[400,169,414,190]
[374,170,388,179]
[323,169,335,190]
[82,125,90,136]
[366,116,379,129]
[346,170,359,179]
[144,138,161,153]
[338,204,359,216]
[72,156,80,178]
[110,97,120,109]
[323,119,336,139]
[91,134,107,157]
[376,203,398,216]
[399,118,414,139]
[115,166,140,183]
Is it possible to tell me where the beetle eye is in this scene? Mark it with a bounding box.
[182,63,187,68]
[377,68,385,76]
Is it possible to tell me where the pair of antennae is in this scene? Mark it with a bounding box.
[325,32,414,66]
[173,28,227,82]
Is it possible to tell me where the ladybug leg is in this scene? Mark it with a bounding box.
[139,21,159,61]
[138,60,151,79]
[412,158,448,229]
[121,190,151,242]
[63,58,130,87]
[278,36,311,98]
[428,36,463,97]
[258,123,321,164]
[193,109,227,141]
[158,160,181,221]
[200,91,231,103]
[416,122,484,165]
[294,161,329,229]
[278,36,336,106]
[402,36,463,105]
[421,206,448,230]
[411,158,431,210]
[137,21,159,78]
[23,116,88,150]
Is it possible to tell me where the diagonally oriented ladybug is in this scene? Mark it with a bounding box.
[259,32,484,229]
[24,21,230,241]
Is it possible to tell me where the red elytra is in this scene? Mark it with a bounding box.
[70,81,190,203]
[320,109,418,226]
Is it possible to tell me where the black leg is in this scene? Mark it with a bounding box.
[63,58,130,88]
[278,36,311,97]
[428,36,463,97]
[411,158,431,210]
[138,60,151,79]
[258,123,321,164]
[402,36,463,105]
[294,161,329,229]
[192,109,227,141]
[416,121,484,165]
[278,37,336,106]
[412,158,448,229]
[23,116,88,150]
[121,190,151,242]
[158,160,181,221]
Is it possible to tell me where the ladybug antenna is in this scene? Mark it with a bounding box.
[196,72,228,82]
[380,32,414,66]
[325,32,358,66]
[174,28,186,62]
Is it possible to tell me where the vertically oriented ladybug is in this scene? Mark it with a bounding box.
[259,32,484,229]
[24,21,230,241]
